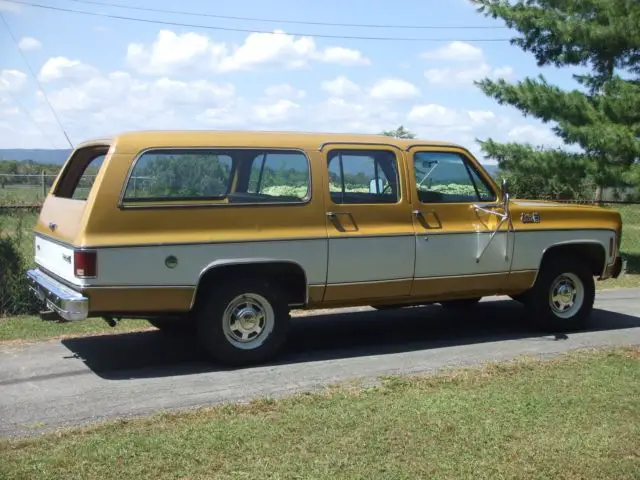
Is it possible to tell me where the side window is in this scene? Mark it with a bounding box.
[122,150,233,201]
[53,148,108,200]
[121,148,310,204]
[327,149,400,204]
[246,151,310,202]
[72,154,105,200]
[413,151,495,204]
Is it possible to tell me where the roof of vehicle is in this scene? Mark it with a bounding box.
[74,130,466,153]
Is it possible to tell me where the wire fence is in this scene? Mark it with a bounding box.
[0,172,639,271]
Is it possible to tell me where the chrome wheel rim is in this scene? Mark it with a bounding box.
[222,293,274,350]
[549,272,584,319]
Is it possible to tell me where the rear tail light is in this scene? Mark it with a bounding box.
[74,250,97,278]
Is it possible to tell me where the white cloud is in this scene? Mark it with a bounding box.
[369,78,420,101]
[42,73,235,115]
[127,29,370,76]
[467,110,496,125]
[408,104,459,127]
[507,124,561,146]
[38,57,100,82]
[421,41,484,62]
[424,63,515,86]
[126,30,215,76]
[315,97,399,133]
[0,0,21,12]
[318,47,370,66]
[320,75,361,97]
[18,37,41,51]
[264,83,306,100]
[253,99,301,124]
[95,26,109,33]
[0,69,27,93]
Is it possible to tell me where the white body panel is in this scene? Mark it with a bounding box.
[511,230,614,271]
[34,236,79,285]
[35,229,613,296]
[87,239,329,287]
[326,235,415,284]
[414,231,514,278]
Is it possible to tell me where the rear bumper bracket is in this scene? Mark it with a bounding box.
[26,268,89,321]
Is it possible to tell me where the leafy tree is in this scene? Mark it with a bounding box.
[381,125,416,139]
[472,0,640,201]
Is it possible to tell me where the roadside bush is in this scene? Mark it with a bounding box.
[0,210,38,316]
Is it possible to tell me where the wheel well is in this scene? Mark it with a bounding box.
[192,262,308,310]
[541,243,606,276]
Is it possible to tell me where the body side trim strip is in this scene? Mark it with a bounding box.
[34,228,618,250]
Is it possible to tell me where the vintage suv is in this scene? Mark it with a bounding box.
[27,130,624,365]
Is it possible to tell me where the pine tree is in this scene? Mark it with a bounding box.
[381,125,416,139]
[472,0,640,201]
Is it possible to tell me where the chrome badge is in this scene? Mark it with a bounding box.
[521,212,541,224]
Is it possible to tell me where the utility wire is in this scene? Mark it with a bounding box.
[0,13,74,149]
[67,0,507,30]
[4,0,512,42]
[0,81,58,148]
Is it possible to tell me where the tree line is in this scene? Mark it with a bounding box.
[385,1,639,202]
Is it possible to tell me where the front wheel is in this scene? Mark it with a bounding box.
[195,279,291,366]
[524,255,595,331]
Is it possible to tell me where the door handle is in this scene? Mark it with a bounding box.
[413,209,442,229]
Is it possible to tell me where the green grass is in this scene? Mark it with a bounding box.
[0,316,152,343]
[598,204,640,289]
[1,347,639,479]
[0,185,49,205]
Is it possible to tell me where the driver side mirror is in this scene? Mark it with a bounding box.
[501,177,510,203]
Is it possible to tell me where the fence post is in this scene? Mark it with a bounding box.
[41,170,46,200]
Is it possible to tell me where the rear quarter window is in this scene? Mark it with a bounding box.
[121,149,311,205]
[53,146,108,200]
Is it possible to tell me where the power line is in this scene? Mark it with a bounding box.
[67,0,507,30]
[0,13,74,149]
[5,0,512,42]
[0,81,58,148]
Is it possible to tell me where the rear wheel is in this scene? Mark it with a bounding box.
[195,278,290,366]
[524,255,595,331]
[440,297,482,309]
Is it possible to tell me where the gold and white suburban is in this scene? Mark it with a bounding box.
[27,130,624,365]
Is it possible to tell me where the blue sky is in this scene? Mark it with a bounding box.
[0,0,581,161]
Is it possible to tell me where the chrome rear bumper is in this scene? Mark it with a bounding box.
[26,268,89,321]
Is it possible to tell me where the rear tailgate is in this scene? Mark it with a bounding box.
[35,198,86,284]
[33,142,109,285]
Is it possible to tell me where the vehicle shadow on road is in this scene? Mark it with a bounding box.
[60,300,640,380]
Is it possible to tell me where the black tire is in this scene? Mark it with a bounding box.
[524,254,595,331]
[195,278,291,366]
[147,316,195,334]
[440,297,482,309]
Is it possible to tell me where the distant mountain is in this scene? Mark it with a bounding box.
[0,149,72,165]
[483,163,501,179]
[0,148,502,178]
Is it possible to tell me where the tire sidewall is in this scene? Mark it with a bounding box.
[196,279,291,366]
[527,256,595,331]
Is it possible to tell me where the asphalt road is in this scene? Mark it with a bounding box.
[2,288,640,438]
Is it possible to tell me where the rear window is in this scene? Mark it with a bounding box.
[53,146,109,200]
[121,149,310,205]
